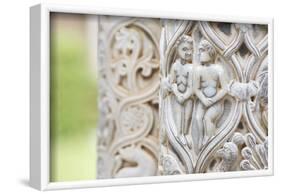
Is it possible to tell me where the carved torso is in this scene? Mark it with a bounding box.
[172,61,192,94]
[198,65,221,98]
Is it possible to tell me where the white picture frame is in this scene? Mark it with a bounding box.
[30,3,274,191]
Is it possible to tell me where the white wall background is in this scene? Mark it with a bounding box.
[0,0,279,193]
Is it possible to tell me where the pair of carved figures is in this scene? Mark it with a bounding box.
[97,17,269,178]
[162,36,227,152]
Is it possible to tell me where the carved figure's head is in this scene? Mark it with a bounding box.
[175,35,193,62]
[198,39,216,64]
[248,80,259,98]
[216,142,238,163]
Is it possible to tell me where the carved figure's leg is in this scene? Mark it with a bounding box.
[183,99,193,135]
[195,101,205,151]
[203,102,223,140]
[171,95,183,138]
[182,99,193,148]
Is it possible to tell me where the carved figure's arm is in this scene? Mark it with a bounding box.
[194,67,209,106]
[161,75,172,97]
[161,64,176,97]
[182,66,193,100]
[169,63,184,100]
[210,66,228,104]
[170,65,179,94]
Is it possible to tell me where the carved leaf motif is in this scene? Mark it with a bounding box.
[240,135,268,170]
[139,60,159,77]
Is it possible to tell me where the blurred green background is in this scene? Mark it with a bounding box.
[50,13,98,182]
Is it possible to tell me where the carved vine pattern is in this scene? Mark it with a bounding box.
[97,17,160,178]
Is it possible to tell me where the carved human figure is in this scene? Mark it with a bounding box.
[194,39,228,150]
[167,35,194,147]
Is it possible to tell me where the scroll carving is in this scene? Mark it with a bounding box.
[159,20,269,175]
[97,16,161,179]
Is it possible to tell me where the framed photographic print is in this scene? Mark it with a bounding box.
[30,3,274,191]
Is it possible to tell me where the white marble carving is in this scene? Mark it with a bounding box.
[97,16,161,179]
[159,20,269,174]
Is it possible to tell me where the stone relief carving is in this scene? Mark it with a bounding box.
[96,17,269,178]
[159,20,269,175]
[97,16,161,179]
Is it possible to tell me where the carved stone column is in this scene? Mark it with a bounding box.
[159,20,269,174]
[97,16,161,179]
